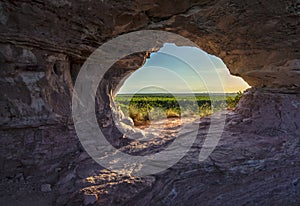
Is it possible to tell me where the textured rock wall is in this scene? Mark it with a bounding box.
[0,0,299,186]
[1,0,299,87]
[0,43,80,178]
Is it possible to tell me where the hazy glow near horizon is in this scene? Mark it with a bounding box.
[118,43,250,94]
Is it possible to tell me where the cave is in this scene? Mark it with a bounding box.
[0,0,299,205]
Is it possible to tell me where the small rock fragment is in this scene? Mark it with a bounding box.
[242,118,251,123]
[121,117,134,127]
[55,167,62,172]
[83,194,98,205]
[41,184,52,192]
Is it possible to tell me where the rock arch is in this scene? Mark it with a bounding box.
[0,0,299,204]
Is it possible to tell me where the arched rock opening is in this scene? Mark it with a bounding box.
[0,0,300,204]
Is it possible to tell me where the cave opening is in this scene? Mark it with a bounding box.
[113,43,250,131]
[88,37,254,164]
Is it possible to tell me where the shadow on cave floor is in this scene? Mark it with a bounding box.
[2,105,299,206]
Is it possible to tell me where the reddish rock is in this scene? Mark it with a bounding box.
[0,0,299,205]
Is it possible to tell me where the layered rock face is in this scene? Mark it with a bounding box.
[0,0,299,205]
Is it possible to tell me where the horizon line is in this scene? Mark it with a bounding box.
[117,91,240,95]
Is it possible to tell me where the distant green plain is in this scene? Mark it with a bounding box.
[115,92,242,126]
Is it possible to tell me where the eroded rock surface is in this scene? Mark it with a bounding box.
[0,0,299,205]
[1,0,299,88]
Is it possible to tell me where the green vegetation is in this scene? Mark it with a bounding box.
[226,91,243,109]
[115,92,242,126]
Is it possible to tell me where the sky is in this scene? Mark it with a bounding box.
[117,43,250,94]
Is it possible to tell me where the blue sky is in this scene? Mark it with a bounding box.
[118,43,250,94]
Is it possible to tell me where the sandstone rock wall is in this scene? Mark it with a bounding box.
[1,0,299,87]
[1,0,299,127]
[0,0,299,193]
